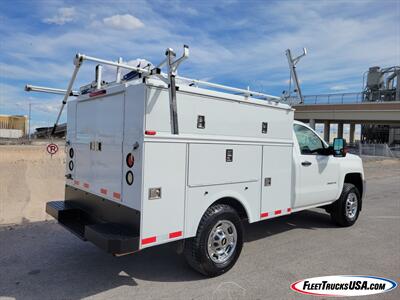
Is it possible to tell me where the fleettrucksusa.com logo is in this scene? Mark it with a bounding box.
[291,275,397,297]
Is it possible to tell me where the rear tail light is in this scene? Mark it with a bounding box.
[126,153,134,168]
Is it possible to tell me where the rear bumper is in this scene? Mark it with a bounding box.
[46,186,141,255]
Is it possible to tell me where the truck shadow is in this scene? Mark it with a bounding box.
[0,209,336,300]
[244,208,336,242]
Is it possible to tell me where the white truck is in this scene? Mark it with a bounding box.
[26,46,365,277]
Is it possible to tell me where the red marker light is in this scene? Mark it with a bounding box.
[89,90,106,97]
[145,130,156,135]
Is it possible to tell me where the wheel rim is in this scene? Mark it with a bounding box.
[345,192,358,220]
[207,220,237,264]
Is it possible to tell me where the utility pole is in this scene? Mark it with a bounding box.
[28,102,31,141]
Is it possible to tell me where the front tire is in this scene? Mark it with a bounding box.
[184,204,243,277]
[330,183,361,227]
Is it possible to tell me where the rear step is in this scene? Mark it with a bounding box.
[46,201,139,255]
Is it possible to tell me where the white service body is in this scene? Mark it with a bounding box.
[65,77,364,250]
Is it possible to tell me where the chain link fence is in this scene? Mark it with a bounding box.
[348,143,400,158]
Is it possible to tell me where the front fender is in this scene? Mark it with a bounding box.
[336,154,365,200]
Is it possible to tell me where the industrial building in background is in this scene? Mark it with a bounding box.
[34,123,66,138]
[362,66,400,145]
[0,115,28,139]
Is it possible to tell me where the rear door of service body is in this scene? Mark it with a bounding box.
[74,92,124,201]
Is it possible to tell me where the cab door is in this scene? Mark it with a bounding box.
[293,124,339,208]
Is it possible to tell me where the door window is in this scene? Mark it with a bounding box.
[294,124,325,155]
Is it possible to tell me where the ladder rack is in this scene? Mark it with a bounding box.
[25,45,283,136]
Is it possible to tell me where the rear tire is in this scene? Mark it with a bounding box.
[184,204,243,277]
[330,183,361,227]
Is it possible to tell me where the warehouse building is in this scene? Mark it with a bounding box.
[0,115,28,139]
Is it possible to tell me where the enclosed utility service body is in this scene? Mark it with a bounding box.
[28,49,365,276]
[63,78,294,248]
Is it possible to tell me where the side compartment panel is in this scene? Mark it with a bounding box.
[260,145,293,218]
[188,144,262,186]
[145,86,293,140]
[140,142,186,248]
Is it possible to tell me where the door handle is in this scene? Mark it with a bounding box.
[301,161,312,166]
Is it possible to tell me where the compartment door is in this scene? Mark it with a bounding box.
[188,144,262,186]
[93,93,124,199]
[141,142,187,248]
[260,145,293,217]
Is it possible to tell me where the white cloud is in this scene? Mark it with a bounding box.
[330,85,349,91]
[43,7,77,25]
[103,14,144,30]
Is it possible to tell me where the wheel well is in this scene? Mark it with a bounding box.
[212,197,249,221]
[344,173,363,198]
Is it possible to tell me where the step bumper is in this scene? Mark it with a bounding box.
[46,201,140,255]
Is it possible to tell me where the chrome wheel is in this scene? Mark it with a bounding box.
[345,192,358,220]
[207,220,237,264]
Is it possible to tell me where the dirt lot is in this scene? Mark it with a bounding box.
[0,155,399,299]
[0,144,65,225]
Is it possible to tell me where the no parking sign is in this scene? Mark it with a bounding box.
[46,143,59,157]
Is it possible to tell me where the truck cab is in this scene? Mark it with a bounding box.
[292,121,364,211]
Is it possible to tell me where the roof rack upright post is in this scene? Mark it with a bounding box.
[116,57,123,83]
[163,45,189,135]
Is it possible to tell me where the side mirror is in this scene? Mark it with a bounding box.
[333,138,347,157]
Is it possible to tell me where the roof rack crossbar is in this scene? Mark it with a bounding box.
[25,84,79,96]
[76,53,153,75]
[25,47,283,137]
[176,76,280,101]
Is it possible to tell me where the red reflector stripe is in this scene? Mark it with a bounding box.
[89,90,106,97]
[274,210,282,215]
[113,192,121,199]
[287,208,292,213]
[100,188,108,195]
[145,130,156,135]
[74,180,80,185]
[83,183,90,188]
[141,236,156,245]
[260,212,269,218]
[169,231,182,239]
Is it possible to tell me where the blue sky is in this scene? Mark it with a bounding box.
[0,0,399,130]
